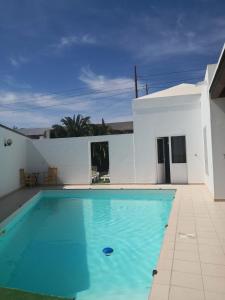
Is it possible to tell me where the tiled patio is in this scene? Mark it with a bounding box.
[1,184,225,300]
[150,184,225,300]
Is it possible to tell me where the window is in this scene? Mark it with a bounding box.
[157,139,164,163]
[171,136,186,163]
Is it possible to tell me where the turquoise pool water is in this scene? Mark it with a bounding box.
[0,189,175,300]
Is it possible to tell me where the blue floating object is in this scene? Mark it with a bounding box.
[103,247,113,256]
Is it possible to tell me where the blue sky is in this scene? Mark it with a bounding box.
[0,0,224,128]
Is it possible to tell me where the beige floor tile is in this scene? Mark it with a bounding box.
[205,291,225,300]
[198,237,221,246]
[201,263,225,277]
[169,286,205,300]
[171,271,203,290]
[157,258,173,271]
[203,275,225,293]
[159,249,174,260]
[162,241,175,251]
[198,245,224,256]
[153,270,171,285]
[174,250,199,262]
[163,235,175,244]
[199,251,225,265]
[149,284,170,300]
[196,225,215,232]
[173,260,201,274]
[197,231,218,239]
[175,241,198,252]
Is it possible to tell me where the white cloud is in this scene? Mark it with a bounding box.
[0,110,55,128]
[9,56,29,67]
[56,34,97,49]
[115,14,225,62]
[3,75,31,89]
[0,90,92,110]
[79,66,133,94]
[0,90,94,127]
[0,68,135,127]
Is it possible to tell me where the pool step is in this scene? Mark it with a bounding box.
[0,287,72,300]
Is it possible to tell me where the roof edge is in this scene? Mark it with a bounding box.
[0,123,30,138]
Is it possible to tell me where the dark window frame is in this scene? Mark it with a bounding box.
[171,136,187,164]
[157,138,164,163]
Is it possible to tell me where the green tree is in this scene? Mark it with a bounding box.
[51,114,91,138]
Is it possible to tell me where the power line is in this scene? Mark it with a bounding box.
[138,67,205,78]
[139,73,204,82]
[0,86,133,107]
[0,89,134,113]
[139,77,203,88]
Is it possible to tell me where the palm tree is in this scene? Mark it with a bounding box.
[50,114,92,138]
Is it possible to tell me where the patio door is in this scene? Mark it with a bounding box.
[156,137,171,183]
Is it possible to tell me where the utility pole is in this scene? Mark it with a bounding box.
[145,83,149,95]
[134,65,138,98]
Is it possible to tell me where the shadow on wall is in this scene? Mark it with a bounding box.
[26,141,63,185]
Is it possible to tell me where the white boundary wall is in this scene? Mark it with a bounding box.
[28,134,135,184]
[0,126,28,198]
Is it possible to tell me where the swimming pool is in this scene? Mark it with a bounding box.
[0,189,175,299]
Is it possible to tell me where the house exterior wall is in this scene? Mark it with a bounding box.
[0,126,28,198]
[132,94,204,184]
[210,98,225,199]
[28,134,135,185]
[200,65,216,197]
[199,63,225,200]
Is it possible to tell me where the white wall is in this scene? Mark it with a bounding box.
[200,65,217,196]
[28,134,135,184]
[133,94,204,184]
[0,126,28,198]
[210,98,225,199]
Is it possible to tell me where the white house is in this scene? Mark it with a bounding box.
[0,43,225,200]
[133,83,204,185]
[132,43,225,200]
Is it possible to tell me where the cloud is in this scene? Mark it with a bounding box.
[78,67,134,122]
[56,34,97,49]
[0,90,92,110]
[0,68,135,127]
[2,75,31,89]
[9,56,29,67]
[115,14,225,62]
[0,110,55,128]
[0,90,94,127]
[79,66,133,94]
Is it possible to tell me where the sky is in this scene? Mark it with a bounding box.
[0,0,224,128]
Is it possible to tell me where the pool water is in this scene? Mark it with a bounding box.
[0,189,175,300]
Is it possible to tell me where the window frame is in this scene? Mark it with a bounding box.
[157,138,165,164]
[171,135,187,164]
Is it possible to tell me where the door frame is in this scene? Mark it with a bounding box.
[155,136,171,184]
[155,134,188,184]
